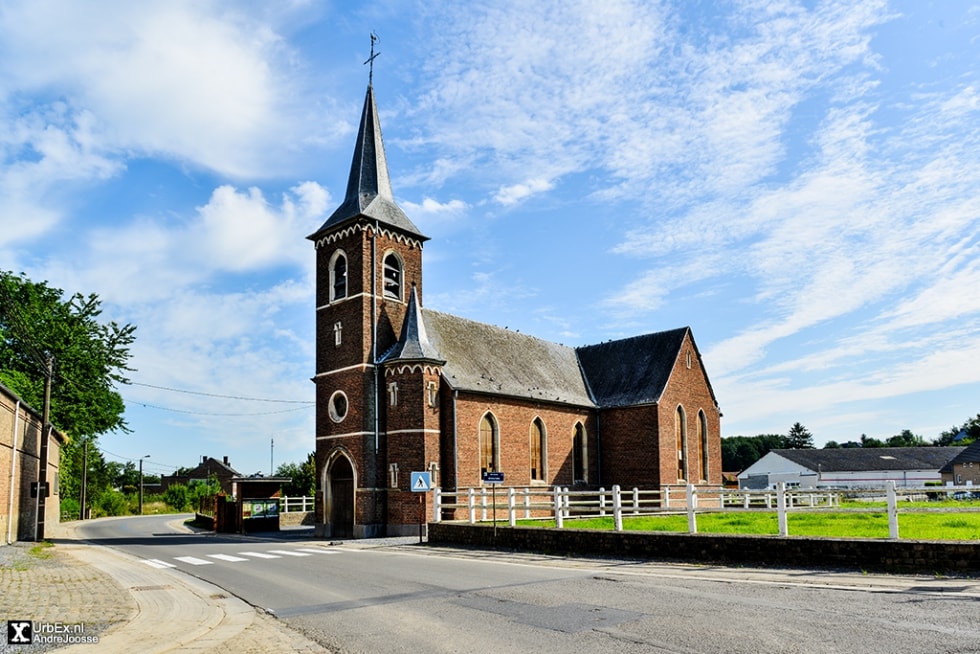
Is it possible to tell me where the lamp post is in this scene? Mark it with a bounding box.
[139,455,150,515]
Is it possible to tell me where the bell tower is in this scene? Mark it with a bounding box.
[308,81,428,538]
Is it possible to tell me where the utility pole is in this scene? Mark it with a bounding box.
[139,455,150,515]
[35,355,53,542]
[270,437,274,476]
[79,441,88,520]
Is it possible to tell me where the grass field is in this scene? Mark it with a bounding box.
[514,501,980,540]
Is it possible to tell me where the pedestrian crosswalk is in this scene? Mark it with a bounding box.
[141,547,339,569]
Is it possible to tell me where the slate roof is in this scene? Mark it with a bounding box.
[415,311,700,410]
[773,447,965,472]
[422,309,595,407]
[379,286,445,365]
[576,328,691,408]
[940,441,980,473]
[307,85,427,242]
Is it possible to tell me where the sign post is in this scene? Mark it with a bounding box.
[410,472,432,544]
[481,472,504,543]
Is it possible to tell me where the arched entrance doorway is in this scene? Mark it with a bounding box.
[328,455,354,538]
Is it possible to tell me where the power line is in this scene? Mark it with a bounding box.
[129,381,314,404]
[124,399,314,417]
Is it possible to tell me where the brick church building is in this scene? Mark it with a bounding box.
[308,83,722,538]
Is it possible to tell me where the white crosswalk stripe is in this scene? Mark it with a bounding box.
[238,551,281,559]
[266,549,312,557]
[208,553,249,562]
[143,547,341,568]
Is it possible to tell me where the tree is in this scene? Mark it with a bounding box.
[0,271,137,514]
[886,429,927,448]
[786,422,814,449]
[721,434,789,472]
[936,414,980,446]
[0,271,136,437]
[276,452,316,496]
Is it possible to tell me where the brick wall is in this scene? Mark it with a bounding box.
[429,523,980,574]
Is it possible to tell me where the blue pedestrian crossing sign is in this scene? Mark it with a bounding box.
[410,471,431,492]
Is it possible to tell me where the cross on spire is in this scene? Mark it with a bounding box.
[364,33,380,87]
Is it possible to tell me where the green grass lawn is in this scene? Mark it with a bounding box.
[514,502,980,540]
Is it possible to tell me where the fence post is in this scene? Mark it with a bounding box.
[481,487,488,522]
[508,487,516,527]
[524,491,531,519]
[554,486,564,529]
[664,485,671,509]
[468,488,476,524]
[776,482,788,536]
[686,483,697,534]
[886,480,899,539]
[433,488,442,523]
[599,488,606,516]
[633,487,640,515]
[612,485,623,532]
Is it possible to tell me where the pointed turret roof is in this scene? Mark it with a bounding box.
[379,285,445,365]
[308,85,427,242]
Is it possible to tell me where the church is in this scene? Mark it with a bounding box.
[308,82,722,538]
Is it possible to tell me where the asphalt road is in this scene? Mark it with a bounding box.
[76,516,980,654]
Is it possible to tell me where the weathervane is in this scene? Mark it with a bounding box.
[364,32,380,86]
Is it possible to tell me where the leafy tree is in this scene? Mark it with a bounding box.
[721,434,789,472]
[936,414,980,446]
[860,433,885,448]
[0,271,136,515]
[786,422,814,449]
[886,429,927,447]
[276,452,316,496]
[163,484,191,512]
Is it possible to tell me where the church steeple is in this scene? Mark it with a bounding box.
[308,85,427,243]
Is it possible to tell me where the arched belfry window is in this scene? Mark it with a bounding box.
[530,418,546,481]
[330,250,347,302]
[383,252,402,300]
[676,405,687,481]
[479,413,499,477]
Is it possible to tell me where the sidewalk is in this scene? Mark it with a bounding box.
[0,521,330,653]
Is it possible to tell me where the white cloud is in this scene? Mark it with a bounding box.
[493,178,554,206]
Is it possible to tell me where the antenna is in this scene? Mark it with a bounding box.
[364,32,381,86]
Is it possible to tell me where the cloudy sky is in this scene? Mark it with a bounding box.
[2,0,978,478]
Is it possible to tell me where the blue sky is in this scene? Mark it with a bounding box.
[2,1,978,479]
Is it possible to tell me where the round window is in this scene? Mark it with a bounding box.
[329,391,348,423]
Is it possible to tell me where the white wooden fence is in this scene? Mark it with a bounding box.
[279,496,314,513]
[431,482,980,540]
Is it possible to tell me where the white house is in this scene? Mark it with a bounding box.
[738,447,965,490]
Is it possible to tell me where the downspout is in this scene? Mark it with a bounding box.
[6,401,20,544]
[452,389,459,494]
[372,220,379,453]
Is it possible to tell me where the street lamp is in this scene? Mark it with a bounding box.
[139,455,150,515]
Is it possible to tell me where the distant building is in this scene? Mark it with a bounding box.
[160,455,239,494]
[738,447,965,490]
[939,442,980,487]
[308,81,723,538]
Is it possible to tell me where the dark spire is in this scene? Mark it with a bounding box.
[307,84,427,242]
[380,285,445,365]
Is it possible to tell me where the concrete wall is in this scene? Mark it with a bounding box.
[428,523,980,575]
